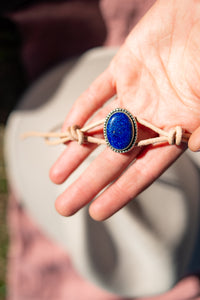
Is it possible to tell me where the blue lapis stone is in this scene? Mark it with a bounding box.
[104,108,137,153]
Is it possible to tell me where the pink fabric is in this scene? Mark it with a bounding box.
[7,192,123,300]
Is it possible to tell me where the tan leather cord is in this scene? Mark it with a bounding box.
[21,116,191,148]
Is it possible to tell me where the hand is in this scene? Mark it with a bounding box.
[50,0,200,221]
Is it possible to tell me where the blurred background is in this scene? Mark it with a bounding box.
[0,9,26,300]
[0,1,155,299]
[0,2,106,297]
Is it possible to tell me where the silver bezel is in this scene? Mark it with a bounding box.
[103,108,138,153]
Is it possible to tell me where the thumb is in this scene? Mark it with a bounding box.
[188,126,200,152]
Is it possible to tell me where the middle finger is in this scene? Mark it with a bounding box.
[55,146,143,216]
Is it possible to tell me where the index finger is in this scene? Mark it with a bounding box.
[62,68,116,130]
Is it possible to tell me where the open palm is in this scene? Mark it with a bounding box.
[50,0,200,221]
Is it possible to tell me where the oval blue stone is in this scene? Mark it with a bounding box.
[106,112,133,151]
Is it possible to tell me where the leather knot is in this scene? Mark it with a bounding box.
[168,126,183,145]
[67,125,84,145]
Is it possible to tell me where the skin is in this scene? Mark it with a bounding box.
[189,126,200,151]
[50,0,200,221]
[49,0,200,298]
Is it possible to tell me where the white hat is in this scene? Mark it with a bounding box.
[4,47,200,298]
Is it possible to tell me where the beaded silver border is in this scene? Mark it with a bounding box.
[103,108,138,153]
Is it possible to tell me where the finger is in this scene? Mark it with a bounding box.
[50,101,118,184]
[188,126,200,152]
[49,142,96,184]
[62,68,116,130]
[55,146,143,217]
[50,68,116,184]
[89,144,185,221]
